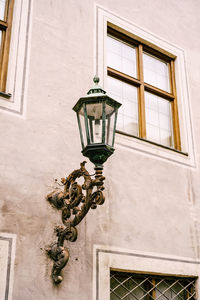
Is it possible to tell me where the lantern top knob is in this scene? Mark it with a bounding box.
[93,75,100,85]
[87,76,106,95]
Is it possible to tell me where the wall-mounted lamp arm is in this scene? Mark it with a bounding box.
[46,161,105,284]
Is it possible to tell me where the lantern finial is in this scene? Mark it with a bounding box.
[87,76,106,95]
[93,75,100,85]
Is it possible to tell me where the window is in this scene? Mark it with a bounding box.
[110,271,197,300]
[96,6,195,166]
[0,0,31,114]
[94,245,200,300]
[107,27,181,151]
[0,0,14,93]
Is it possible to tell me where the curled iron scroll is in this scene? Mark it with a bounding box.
[46,161,105,284]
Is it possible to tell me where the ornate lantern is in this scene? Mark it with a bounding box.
[46,77,121,284]
[73,76,121,168]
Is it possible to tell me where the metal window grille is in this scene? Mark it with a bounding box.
[110,271,197,300]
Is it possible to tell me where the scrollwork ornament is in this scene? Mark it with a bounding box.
[46,161,105,284]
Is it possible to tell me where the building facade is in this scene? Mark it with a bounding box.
[0,0,200,299]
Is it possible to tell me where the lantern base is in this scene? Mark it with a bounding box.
[82,144,114,167]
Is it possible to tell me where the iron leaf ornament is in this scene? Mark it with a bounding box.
[46,161,105,284]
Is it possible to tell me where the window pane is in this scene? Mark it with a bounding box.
[0,0,6,20]
[0,30,2,45]
[106,110,116,146]
[170,281,185,300]
[145,91,173,147]
[110,272,197,300]
[156,281,173,300]
[107,35,137,78]
[86,103,103,144]
[107,76,138,136]
[143,52,170,92]
[110,273,146,300]
[0,30,3,57]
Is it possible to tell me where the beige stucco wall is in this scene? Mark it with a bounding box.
[0,0,200,299]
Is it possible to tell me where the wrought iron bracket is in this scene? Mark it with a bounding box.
[46,161,105,284]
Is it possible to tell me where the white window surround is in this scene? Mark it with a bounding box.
[0,232,16,300]
[95,5,196,168]
[93,245,200,300]
[0,0,32,116]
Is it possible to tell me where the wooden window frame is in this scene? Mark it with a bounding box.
[107,26,181,151]
[0,0,14,93]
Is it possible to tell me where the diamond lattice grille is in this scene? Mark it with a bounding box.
[110,271,197,300]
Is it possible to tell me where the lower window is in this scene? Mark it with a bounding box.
[110,270,197,300]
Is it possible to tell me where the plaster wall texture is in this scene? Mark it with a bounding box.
[0,0,200,299]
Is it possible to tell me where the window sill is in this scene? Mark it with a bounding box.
[115,130,195,167]
[116,130,188,156]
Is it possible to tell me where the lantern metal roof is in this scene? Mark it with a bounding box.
[73,76,121,113]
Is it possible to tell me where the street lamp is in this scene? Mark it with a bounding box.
[46,77,121,284]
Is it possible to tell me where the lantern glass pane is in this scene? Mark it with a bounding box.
[85,102,117,145]
[86,103,103,144]
[106,107,116,146]
[86,102,115,119]
[88,117,103,143]
[78,107,88,148]
[105,103,115,116]
[86,102,102,119]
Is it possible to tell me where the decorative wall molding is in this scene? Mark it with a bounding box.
[93,245,200,300]
[0,233,16,300]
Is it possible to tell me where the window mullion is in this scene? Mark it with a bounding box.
[169,60,181,151]
[107,67,141,87]
[150,279,156,300]
[4,0,10,22]
[137,44,146,139]
[144,83,175,101]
